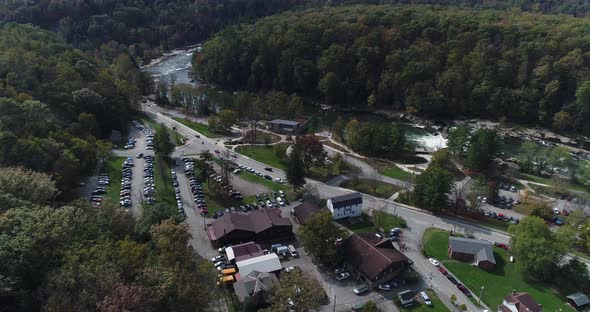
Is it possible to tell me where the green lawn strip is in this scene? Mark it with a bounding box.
[237,171,280,191]
[243,130,281,144]
[382,165,414,181]
[173,117,220,138]
[422,229,574,311]
[519,173,587,193]
[137,113,158,130]
[338,212,406,234]
[397,289,450,312]
[155,156,176,206]
[102,156,125,204]
[341,178,403,198]
[235,145,288,170]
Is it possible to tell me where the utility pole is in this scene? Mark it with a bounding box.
[479,286,484,305]
[332,292,336,312]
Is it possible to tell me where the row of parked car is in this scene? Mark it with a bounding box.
[428,258,472,297]
[483,210,520,224]
[182,158,209,216]
[171,167,187,218]
[89,174,109,206]
[142,155,156,205]
[220,156,285,184]
[120,158,134,208]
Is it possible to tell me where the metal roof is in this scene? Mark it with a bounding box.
[269,119,300,126]
[567,292,590,307]
[329,192,363,208]
[449,236,496,264]
[236,253,282,277]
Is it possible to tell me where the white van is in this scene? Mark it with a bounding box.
[288,244,298,257]
[420,291,432,306]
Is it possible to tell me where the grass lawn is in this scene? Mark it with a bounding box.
[397,289,449,312]
[173,117,221,138]
[235,145,288,170]
[382,165,414,181]
[422,229,574,311]
[102,156,125,204]
[243,130,281,144]
[155,156,176,206]
[341,178,403,198]
[337,212,406,233]
[138,113,159,130]
[519,173,587,193]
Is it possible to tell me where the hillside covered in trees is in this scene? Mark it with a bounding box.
[0,23,147,194]
[0,0,316,61]
[0,167,215,312]
[195,5,590,135]
[335,0,590,17]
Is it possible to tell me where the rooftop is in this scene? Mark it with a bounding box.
[233,270,278,302]
[329,192,363,208]
[567,292,590,307]
[208,209,292,241]
[502,292,543,312]
[236,253,282,278]
[342,233,409,281]
[449,236,496,264]
[293,201,321,224]
[269,119,300,126]
[226,242,263,262]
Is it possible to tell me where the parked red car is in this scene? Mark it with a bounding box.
[437,266,448,275]
[494,242,509,251]
[457,284,472,296]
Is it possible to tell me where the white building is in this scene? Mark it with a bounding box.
[327,192,362,220]
[236,253,282,278]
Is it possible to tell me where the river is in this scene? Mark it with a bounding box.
[141,47,197,85]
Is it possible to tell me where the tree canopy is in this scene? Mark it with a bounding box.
[0,24,146,196]
[196,5,590,136]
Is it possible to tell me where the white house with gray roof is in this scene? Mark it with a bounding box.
[327,192,363,220]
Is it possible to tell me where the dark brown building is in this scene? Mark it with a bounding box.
[207,210,292,247]
[292,201,321,225]
[498,292,543,312]
[448,236,496,271]
[342,233,411,288]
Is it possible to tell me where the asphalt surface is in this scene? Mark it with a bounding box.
[112,125,154,216]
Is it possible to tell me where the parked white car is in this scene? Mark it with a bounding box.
[428,258,440,266]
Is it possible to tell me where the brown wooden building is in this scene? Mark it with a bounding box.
[207,210,292,247]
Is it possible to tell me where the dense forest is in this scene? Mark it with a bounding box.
[0,167,215,312]
[335,0,590,17]
[0,23,147,194]
[0,0,317,61]
[195,6,590,135]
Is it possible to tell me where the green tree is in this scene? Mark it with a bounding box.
[154,125,174,158]
[333,115,345,140]
[361,301,382,312]
[466,129,497,171]
[217,109,237,133]
[208,115,220,133]
[299,211,347,266]
[509,216,572,281]
[292,135,328,170]
[260,270,325,312]
[286,151,306,191]
[447,125,470,155]
[413,165,453,211]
